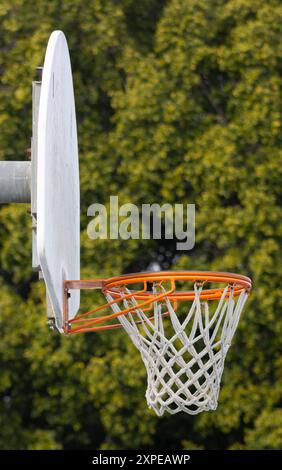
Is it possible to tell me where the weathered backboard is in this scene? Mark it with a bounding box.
[37,31,80,332]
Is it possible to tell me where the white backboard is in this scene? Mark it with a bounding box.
[37,31,80,332]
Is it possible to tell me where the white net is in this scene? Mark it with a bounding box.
[105,283,249,416]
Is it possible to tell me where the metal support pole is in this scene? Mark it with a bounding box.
[0,161,31,203]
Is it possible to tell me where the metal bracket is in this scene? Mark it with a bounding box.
[31,67,42,272]
[0,65,57,327]
[31,67,56,325]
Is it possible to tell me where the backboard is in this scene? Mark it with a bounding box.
[37,31,80,332]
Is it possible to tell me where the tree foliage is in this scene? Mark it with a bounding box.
[0,0,281,449]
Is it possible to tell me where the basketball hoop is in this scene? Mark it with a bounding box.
[63,271,251,416]
[0,31,253,417]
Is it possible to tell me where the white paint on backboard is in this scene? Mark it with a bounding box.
[37,31,80,331]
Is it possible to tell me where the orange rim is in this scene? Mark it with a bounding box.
[63,271,252,334]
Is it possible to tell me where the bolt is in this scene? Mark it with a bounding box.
[64,322,71,334]
[47,318,56,331]
[36,66,43,81]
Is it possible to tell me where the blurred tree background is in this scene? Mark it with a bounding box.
[0,0,281,450]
